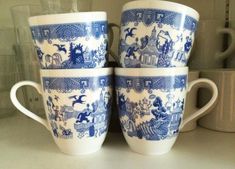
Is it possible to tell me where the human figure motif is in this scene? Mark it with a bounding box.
[151,97,167,120]
[118,92,127,111]
[184,36,192,53]
[76,111,92,123]
[126,46,139,59]
[46,96,55,113]
[35,46,44,61]
[52,128,59,137]
[54,106,63,121]
[51,53,62,65]
[61,126,72,136]
[140,35,149,49]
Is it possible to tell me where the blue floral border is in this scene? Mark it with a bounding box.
[31,21,107,42]
[42,75,113,92]
[121,9,198,32]
[115,75,187,92]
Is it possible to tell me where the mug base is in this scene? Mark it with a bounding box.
[59,146,101,156]
[54,133,107,155]
[123,133,177,155]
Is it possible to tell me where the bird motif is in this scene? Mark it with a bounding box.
[124,27,137,40]
[68,95,86,107]
[53,44,67,54]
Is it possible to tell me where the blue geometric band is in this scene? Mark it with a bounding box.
[115,75,187,92]
[42,75,113,92]
[30,21,107,42]
[121,9,198,32]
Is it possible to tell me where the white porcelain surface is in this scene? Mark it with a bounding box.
[199,69,235,132]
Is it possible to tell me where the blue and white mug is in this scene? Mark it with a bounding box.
[117,0,199,68]
[29,12,109,69]
[10,68,113,155]
[115,67,218,155]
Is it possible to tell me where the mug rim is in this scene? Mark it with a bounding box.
[115,67,188,76]
[40,67,113,77]
[29,11,107,26]
[122,0,199,20]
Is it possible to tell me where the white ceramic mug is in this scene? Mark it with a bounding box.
[198,69,235,132]
[115,67,218,155]
[10,68,113,155]
[29,12,108,69]
[188,20,235,69]
[181,71,218,132]
[117,0,199,68]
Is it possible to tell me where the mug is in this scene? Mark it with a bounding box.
[198,69,235,132]
[29,12,109,69]
[115,67,218,155]
[116,0,199,68]
[181,71,218,132]
[10,68,113,155]
[188,20,235,69]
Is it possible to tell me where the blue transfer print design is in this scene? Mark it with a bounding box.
[119,9,198,68]
[35,40,108,69]
[30,21,108,69]
[119,27,193,68]
[46,91,112,139]
[121,9,197,32]
[73,91,112,138]
[116,75,187,140]
[45,75,112,139]
[31,21,107,42]
[42,75,112,93]
[115,75,187,93]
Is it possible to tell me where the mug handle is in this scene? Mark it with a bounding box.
[179,78,218,130]
[215,28,235,61]
[108,23,121,66]
[10,81,50,130]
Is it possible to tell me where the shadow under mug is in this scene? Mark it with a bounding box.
[113,0,199,68]
[115,67,218,155]
[10,68,113,155]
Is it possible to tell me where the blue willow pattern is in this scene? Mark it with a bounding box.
[44,76,112,139]
[31,21,108,69]
[119,9,198,68]
[121,9,197,31]
[31,21,107,42]
[116,75,187,140]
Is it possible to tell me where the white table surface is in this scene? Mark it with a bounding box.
[0,114,235,169]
